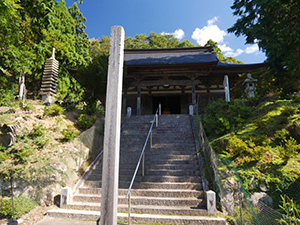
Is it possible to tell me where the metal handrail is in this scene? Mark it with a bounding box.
[126,104,160,224]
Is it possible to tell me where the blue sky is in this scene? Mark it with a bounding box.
[66,0,266,64]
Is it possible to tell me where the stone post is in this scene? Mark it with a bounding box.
[207,190,216,215]
[224,75,230,102]
[60,187,72,207]
[100,26,125,225]
[137,84,141,116]
[189,105,194,115]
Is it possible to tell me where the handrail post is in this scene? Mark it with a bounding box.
[128,192,131,225]
[150,130,152,148]
[159,103,161,115]
[142,152,145,176]
[156,114,158,127]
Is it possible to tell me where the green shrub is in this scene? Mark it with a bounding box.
[284,137,300,160]
[0,196,38,219]
[0,89,15,106]
[281,105,298,117]
[66,104,76,112]
[61,126,78,142]
[77,114,96,130]
[43,104,65,117]
[29,124,46,138]
[278,195,300,225]
[33,136,49,149]
[274,129,290,145]
[28,124,49,149]
[21,102,36,111]
[201,99,252,137]
[85,100,104,116]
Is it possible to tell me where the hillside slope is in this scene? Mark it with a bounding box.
[0,100,103,207]
[202,98,300,208]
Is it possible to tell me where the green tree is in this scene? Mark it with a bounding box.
[0,0,90,98]
[76,39,109,101]
[205,39,243,64]
[124,32,195,49]
[228,0,300,95]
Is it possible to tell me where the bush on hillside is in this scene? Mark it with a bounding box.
[201,99,252,137]
[77,114,96,130]
[0,196,38,219]
[43,104,65,117]
[60,125,78,142]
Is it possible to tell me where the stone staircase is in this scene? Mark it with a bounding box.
[48,114,227,224]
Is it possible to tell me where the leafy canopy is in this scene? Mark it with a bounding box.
[0,0,90,98]
[228,0,300,95]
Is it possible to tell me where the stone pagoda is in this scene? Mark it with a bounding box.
[40,48,59,104]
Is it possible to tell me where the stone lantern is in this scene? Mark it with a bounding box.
[243,73,257,98]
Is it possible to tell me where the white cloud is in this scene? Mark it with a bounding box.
[173,29,185,40]
[245,44,259,54]
[224,49,244,57]
[208,16,218,26]
[161,29,185,40]
[219,44,233,53]
[191,17,227,46]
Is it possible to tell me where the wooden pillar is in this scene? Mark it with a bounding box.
[206,86,211,105]
[100,26,125,225]
[137,84,141,116]
[192,82,196,105]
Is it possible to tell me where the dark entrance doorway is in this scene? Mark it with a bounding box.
[153,96,181,114]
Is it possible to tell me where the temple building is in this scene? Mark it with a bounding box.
[122,46,267,115]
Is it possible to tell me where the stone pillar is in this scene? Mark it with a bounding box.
[224,75,230,102]
[100,26,125,225]
[207,190,216,215]
[60,187,72,207]
[137,84,141,116]
[189,105,194,115]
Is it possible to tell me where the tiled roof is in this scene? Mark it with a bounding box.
[124,47,218,66]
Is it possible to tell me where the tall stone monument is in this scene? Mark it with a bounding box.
[40,48,59,104]
[100,26,125,225]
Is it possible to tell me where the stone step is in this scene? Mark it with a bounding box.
[91,168,199,177]
[91,163,199,172]
[47,210,227,224]
[145,154,196,160]
[146,163,198,170]
[151,143,196,149]
[62,203,207,216]
[83,181,202,190]
[145,169,200,176]
[78,188,203,198]
[72,194,203,207]
[145,159,198,165]
[117,154,196,162]
[86,175,201,183]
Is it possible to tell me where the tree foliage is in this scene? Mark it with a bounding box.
[0,0,90,98]
[205,40,243,64]
[124,32,195,49]
[228,0,300,95]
